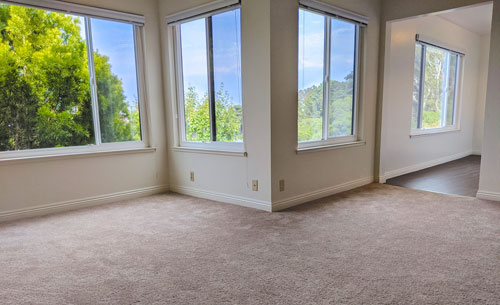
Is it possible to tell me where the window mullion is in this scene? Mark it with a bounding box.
[206,17,217,142]
[452,56,460,125]
[351,25,359,136]
[322,16,331,141]
[133,25,149,145]
[417,45,426,129]
[84,17,102,145]
[441,52,450,127]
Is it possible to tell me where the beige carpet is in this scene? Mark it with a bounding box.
[1,184,500,304]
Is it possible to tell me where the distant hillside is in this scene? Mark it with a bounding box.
[298,72,354,141]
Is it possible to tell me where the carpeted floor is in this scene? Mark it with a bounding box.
[1,184,500,304]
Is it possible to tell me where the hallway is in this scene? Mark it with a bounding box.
[386,155,481,197]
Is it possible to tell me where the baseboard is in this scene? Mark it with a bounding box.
[272,176,374,211]
[476,190,500,202]
[471,150,482,156]
[379,150,473,182]
[169,185,272,212]
[0,185,169,223]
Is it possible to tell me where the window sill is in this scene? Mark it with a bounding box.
[0,147,156,166]
[296,140,366,154]
[172,146,247,157]
[410,128,460,138]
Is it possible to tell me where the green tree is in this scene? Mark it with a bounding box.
[130,102,141,141]
[215,84,242,142]
[422,47,445,128]
[184,86,210,142]
[298,72,354,142]
[94,52,133,143]
[0,4,136,151]
[329,72,354,137]
[183,84,242,142]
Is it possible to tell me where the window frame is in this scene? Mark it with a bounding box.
[171,7,244,152]
[0,0,150,160]
[411,40,464,136]
[297,7,364,149]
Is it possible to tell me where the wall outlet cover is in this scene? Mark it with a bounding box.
[252,180,258,191]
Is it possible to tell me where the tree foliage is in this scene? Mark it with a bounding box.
[413,45,457,129]
[298,72,354,142]
[422,47,445,129]
[183,85,242,142]
[0,4,139,151]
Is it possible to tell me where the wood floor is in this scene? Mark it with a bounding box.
[386,155,481,197]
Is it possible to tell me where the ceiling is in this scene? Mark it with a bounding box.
[438,3,493,35]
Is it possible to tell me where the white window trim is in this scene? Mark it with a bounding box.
[0,1,151,160]
[166,0,239,25]
[172,146,246,157]
[297,7,364,150]
[171,5,245,153]
[298,135,358,149]
[410,126,461,138]
[0,141,150,162]
[1,0,145,25]
[296,140,366,154]
[298,0,368,26]
[0,146,156,165]
[410,40,465,137]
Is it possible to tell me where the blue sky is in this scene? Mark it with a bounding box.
[74,8,353,108]
[77,17,138,107]
[180,9,242,106]
[180,8,355,101]
[298,9,355,90]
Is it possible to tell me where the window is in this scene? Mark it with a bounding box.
[173,7,243,149]
[298,7,361,146]
[0,2,145,154]
[412,41,462,132]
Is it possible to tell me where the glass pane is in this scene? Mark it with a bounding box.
[0,4,93,151]
[91,18,140,143]
[212,9,243,142]
[422,45,446,129]
[179,19,210,142]
[328,19,356,137]
[446,54,458,126]
[412,43,422,129]
[298,9,325,142]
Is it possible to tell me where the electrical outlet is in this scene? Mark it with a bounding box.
[279,179,285,192]
[190,171,195,182]
[252,180,258,191]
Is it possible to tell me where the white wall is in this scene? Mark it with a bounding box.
[269,0,381,209]
[159,0,381,211]
[0,0,169,221]
[472,34,490,154]
[478,0,500,201]
[158,0,273,210]
[380,15,484,179]
[375,0,489,180]
[4,0,497,221]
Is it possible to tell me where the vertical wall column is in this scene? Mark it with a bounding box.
[478,0,500,200]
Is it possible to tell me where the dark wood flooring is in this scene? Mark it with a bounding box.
[386,155,481,197]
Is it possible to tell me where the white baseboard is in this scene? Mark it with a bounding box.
[169,185,272,212]
[471,150,482,156]
[272,176,373,211]
[476,190,500,202]
[379,150,473,182]
[0,185,169,223]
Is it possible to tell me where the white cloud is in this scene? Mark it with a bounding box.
[300,59,323,69]
[300,32,324,48]
[331,27,352,36]
[331,55,354,66]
